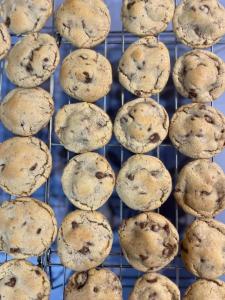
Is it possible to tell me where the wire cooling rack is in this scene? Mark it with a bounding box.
[0,1,225,299]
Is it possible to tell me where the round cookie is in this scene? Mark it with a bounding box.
[0,260,50,300]
[118,36,170,97]
[122,0,175,36]
[181,219,225,279]
[173,0,225,48]
[0,197,57,258]
[173,50,225,103]
[116,155,172,211]
[0,23,10,60]
[0,87,54,136]
[5,33,60,88]
[65,268,122,300]
[169,103,225,158]
[55,103,112,153]
[114,98,169,153]
[58,210,113,271]
[0,0,52,35]
[129,273,180,300]
[175,159,225,218]
[0,136,52,196]
[62,152,115,210]
[55,0,111,48]
[119,212,179,272]
[183,279,225,300]
[60,49,112,102]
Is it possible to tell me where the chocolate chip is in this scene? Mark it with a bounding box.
[149,133,160,143]
[139,254,148,261]
[35,270,41,276]
[146,278,158,283]
[127,173,134,181]
[120,116,128,123]
[200,258,206,263]
[189,90,197,98]
[93,287,99,293]
[151,170,160,177]
[75,272,88,290]
[29,163,37,171]
[149,292,157,299]
[87,241,93,246]
[36,228,42,234]
[79,55,88,60]
[150,224,160,232]
[163,224,170,234]
[135,90,142,97]
[199,105,206,110]
[163,244,174,257]
[204,115,214,124]
[5,17,10,27]
[0,164,5,172]
[191,6,196,12]
[78,246,90,255]
[26,63,33,73]
[200,191,211,196]
[22,221,27,227]
[127,1,135,9]
[43,57,49,62]
[95,172,107,179]
[10,247,20,253]
[200,5,209,14]
[5,277,16,287]
[83,71,92,83]
[72,221,79,229]
[139,222,148,229]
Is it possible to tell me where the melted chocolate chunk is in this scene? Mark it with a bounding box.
[204,115,214,124]
[189,90,197,98]
[26,63,33,73]
[35,270,41,276]
[127,173,134,181]
[95,172,107,179]
[127,1,135,10]
[83,71,92,83]
[149,133,160,143]
[139,254,148,261]
[5,277,16,287]
[10,247,20,253]
[78,246,90,255]
[162,243,174,257]
[72,221,79,229]
[75,272,88,290]
[5,17,10,27]
[30,163,38,171]
[36,228,42,234]
[93,287,99,293]
[150,224,160,232]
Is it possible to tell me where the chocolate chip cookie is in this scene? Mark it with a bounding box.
[0,197,57,258]
[122,0,175,36]
[0,87,54,136]
[129,273,180,300]
[181,219,225,279]
[118,36,170,97]
[55,103,112,153]
[0,260,50,300]
[183,279,225,300]
[116,155,172,211]
[62,152,115,210]
[114,98,169,153]
[173,0,225,48]
[0,23,10,60]
[119,212,179,272]
[175,159,225,218]
[5,33,60,88]
[58,210,113,271]
[0,0,52,35]
[60,49,112,102]
[65,268,122,300]
[173,50,225,103]
[0,137,52,196]
[55,0,111,48]
[169,103,225,158]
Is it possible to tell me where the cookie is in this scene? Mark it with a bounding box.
[181,219,225,279]
[58,210,113,271]
[55,103,112,153]
[0,137,52,196]
[183,279,225,300]
[173,50,225,103]
[65,268,122,300]
[55,0,111,48]
[129,273,180,300]
[173,0,225,48]
[0,197,57,258]
[119,212,179,272]
[0,259,50,300]
[0,0,52,35]
[0,87,54,136]
[60,49,112,102]
[122,0,175,36]
[116,155,172,211]
[175,159,225,218]
[118,36,170,97]
[114,98,169,153]
[169,103,225,158]
[0,23,10,60]
[62,152,115,210]
[5,33,60,88]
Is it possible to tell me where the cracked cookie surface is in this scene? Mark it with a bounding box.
[0,23,10,60]
[0,197,57,258]
[173,0,225,48]
[0,0,52,35]
[55,103,112,153]
[169,103,225,158]
[5,33,60,88]
[0,136,52,196]
[175,159,225,218]
[60,49,112,102]
[173,50,225,103]
[118,36,170,97]
[181,219,225,279]
[0,259,50,300]
[55,0,111,48]
[116,155,172,211]
[58,210,113,271]
[0,87,54,136]
[122,0,175,36]
[65,268,122,300]
[62,152,115,210]
[114,98,169,153]
[119,212,179,272]
[129,273,180,300]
